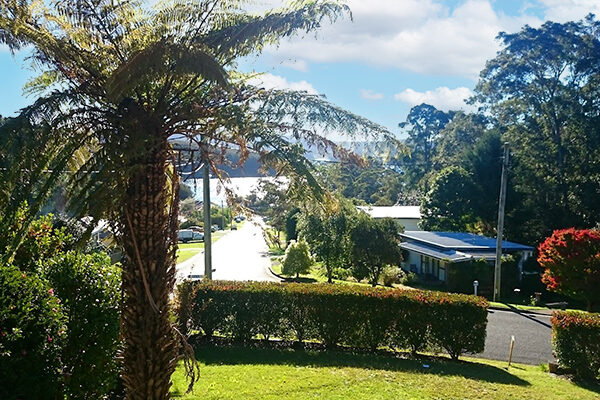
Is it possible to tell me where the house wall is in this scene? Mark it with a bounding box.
[401,249,422,274]
[396,218,421,231]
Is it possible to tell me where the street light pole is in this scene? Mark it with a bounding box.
[203,157,212,280]
[493,143,510,302]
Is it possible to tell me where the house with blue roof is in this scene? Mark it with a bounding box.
[399,231,534,283]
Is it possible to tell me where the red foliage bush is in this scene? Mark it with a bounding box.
[538,228,600,311]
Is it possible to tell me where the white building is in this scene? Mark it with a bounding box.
[356,205,422,231]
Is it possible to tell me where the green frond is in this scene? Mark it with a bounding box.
[106,40,228,102]
[23,70,62,97]
[201,0,351,58]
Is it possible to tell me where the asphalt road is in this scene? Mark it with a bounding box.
[176,217,280,283]
[474,308,554,365]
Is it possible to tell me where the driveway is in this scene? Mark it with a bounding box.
[474,308,554,365]
[176,216,280,283]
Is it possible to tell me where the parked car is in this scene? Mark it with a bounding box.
[192,231,204,241]
[177,229,194,243]
[211,224,218,232]
[231,225,237,230]
[178,229,204,243]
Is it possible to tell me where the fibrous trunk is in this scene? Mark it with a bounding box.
[120,139,179,400]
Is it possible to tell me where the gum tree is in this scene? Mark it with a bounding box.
[0,0,393,398]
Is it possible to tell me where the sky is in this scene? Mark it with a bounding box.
[1,0,600,136]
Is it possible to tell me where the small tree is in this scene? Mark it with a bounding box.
[299,206,355,283]
[538,228,600,311]
[350,214,402,286]
[281,240,312,279]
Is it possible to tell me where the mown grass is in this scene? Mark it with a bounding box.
[171,344,600,400]
[176,249,200,264]
[176,231,228,263]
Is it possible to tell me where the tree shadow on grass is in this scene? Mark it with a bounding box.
[193,340,530,386]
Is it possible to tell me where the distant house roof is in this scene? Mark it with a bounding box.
[400,231,534,252]
[400,241,473,262]
[357,206,421,220]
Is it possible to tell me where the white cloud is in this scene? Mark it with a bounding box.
[259,0,547,78]
[247,73,318,94]
[360,89,384,101]
[538,0,600,22]
[394,86,474,112]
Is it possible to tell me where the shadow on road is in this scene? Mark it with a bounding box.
[193,341,530,386]
[489,307,552,329]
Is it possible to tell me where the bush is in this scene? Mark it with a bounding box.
[402,271,419,286]
[551,311,600,380]
[447,256,519,297]
[11,213,72,272]
[178,281,488,359]
[0,264,65,400]
[429,296,488,360]
[281,240,312,278]
[380,266,406,287]
[42,252,122,399]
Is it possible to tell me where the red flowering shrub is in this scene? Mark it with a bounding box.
[538,228,600,311]
[551,311,600,379]
[0,264,65,400]
[177,281,488,359]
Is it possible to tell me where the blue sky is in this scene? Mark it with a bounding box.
[1,0,599,135]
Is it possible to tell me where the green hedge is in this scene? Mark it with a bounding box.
[552,311,600,379]
[177,281,488,360]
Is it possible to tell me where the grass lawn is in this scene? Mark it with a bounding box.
[176,249,201,264]
[176,231,229,263]
[171,344,600,400]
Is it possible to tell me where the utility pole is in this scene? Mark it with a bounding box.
[493,143,510,302]
[203,157,212,280]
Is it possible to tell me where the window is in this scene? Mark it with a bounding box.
[438,262,446,281]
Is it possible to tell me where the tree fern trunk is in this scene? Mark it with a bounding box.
[120,140,179,400]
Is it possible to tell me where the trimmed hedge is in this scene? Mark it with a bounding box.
[552,311,600,379]
[177,281,488,360]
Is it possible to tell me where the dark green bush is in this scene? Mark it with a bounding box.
[42,251,121,399]
[447,256,519,297]
[429,296,488,360]
[178,281,488,359]
[552,311,600,380]
[0,264,65,400]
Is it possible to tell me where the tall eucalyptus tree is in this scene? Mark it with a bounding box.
[0,0,392,398]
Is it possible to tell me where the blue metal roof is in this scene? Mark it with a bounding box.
[399,242,472,262]
[400,231,534,251]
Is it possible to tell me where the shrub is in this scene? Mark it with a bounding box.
[447,256,519,297]
[42,252,122,399]
[380,266,406,287]
[178,281,488,359]
[539,229,600,311]
[551,311,600,380]
[11,213,72,272]
[281,240,312,278]
[429,294,488,360]
[0,264,65,400]
[402,271,419,286]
